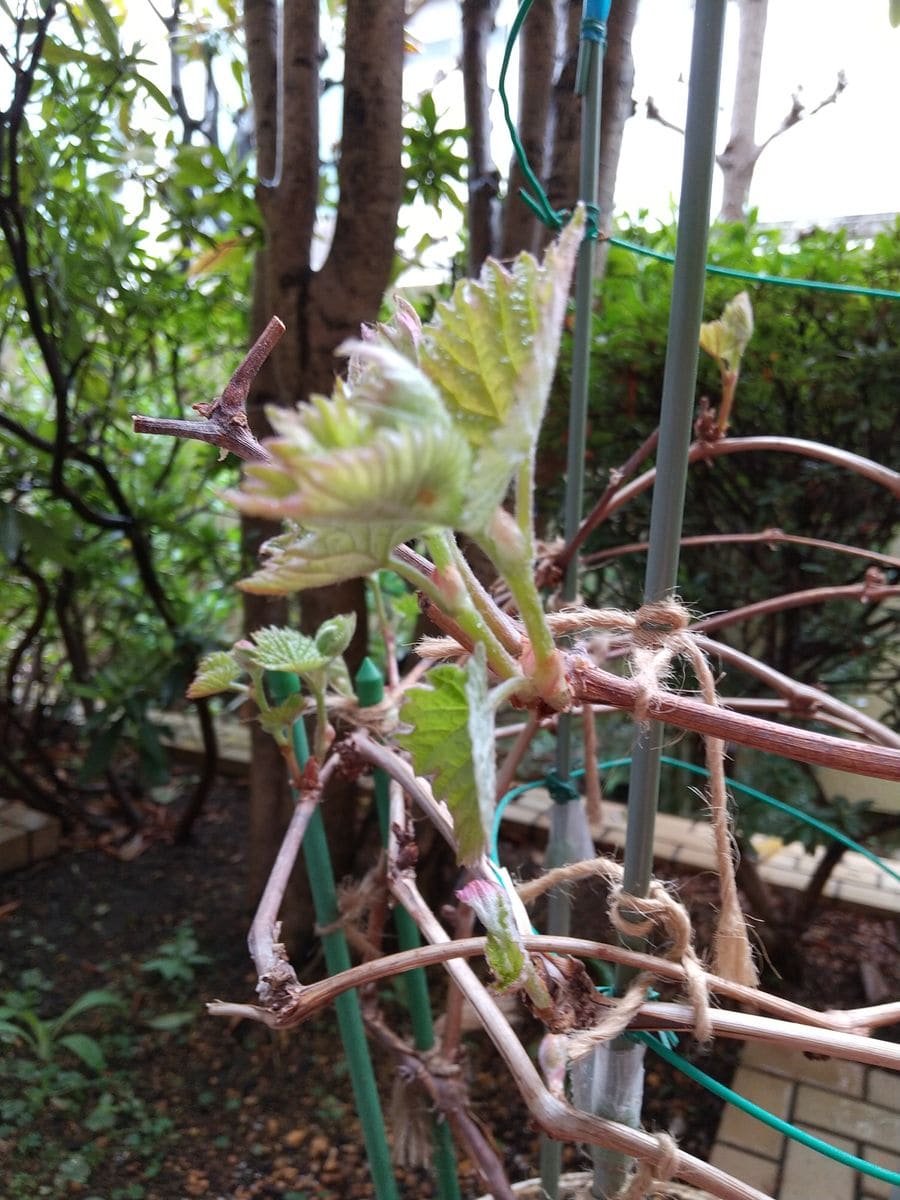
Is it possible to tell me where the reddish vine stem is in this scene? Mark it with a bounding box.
[571,659,900,781]
[581,528,900,572]
[605,435,900,521]
[556,426,661,571]
[691,581,900,636]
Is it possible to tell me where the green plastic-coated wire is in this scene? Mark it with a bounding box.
[608,235,900,301]
[491,755,900,889]
[631,1031,900,1188]
[491,761,899,1187]
[496,14,900,303]
[266,671,399,1200]
[354,658,460,1200]
[498,0,566,233]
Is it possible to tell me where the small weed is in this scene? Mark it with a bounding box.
[140,923,212,998]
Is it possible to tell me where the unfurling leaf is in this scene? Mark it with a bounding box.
[700,291,754,371]
[420,206,584,531]
[457,878,524,988]
[232,422,470,530]
[186,650,242,698]
[315,613,357,659]
[456,878,552,1008]
[239,525,414,594]
[245,627,327,675]
[397,647,497,865]
[256,692,307,739]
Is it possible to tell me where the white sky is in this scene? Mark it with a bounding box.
[407,0,900,230]
[115,0,899,274]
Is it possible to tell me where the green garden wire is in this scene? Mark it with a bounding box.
[631,1031,900,1188]
[609,235,900,301]
[491,755,900,889]
[490,757,900,1188]
[496,8,900,301]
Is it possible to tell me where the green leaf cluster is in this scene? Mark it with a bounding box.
[0,0,253,791]
[234,211,584,595]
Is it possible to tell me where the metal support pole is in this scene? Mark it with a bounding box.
[585,5,726,1198]
[616,0,727,957]
[542,5,609,1197]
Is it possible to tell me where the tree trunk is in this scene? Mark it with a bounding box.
[242,0,404,952]
[528,0,638,267]
[462,0,502,272]
[717,0,768,221]
[498,0,558,260]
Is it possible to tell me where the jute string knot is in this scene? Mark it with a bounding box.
[632,599,691,647]
[625,598,758,989]
[616,1131,680,1200]
[520,859,713,1046]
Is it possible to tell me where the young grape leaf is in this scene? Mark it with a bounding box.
[457,879,525,990]
[186,650,242,699]
[256,692,307,739]
[420,208,584,531]
[239,525,414,594]
[397,646,496,866]
[246,627,327,674]
[232,422,470,529]
[421,208,583,444]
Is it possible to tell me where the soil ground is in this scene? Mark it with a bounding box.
[1,775,896,1200]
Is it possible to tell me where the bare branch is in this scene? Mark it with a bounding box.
[692,581,900,638]
[571,658,900,781]
[605,435,900,523]
[645,95,685,136]
[755,70,847,159]
[133,317,284,463]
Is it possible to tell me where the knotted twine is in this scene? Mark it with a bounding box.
[551,598,758,990]
[519,856,712,1046]
[616,1130,680,1200]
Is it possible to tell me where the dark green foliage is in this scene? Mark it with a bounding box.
[0,3,250,811]
[543,218,900,746]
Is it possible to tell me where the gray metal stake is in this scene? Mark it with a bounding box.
[540,6,608,1199]
[593,5,726,1199]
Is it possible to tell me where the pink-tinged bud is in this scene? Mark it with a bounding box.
[538,1033,567,1098]
[456,878,503,926]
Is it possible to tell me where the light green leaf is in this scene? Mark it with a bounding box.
[144,1011,196,1032]
[421,207,583,446]
[53,989,122,1030]
[57,1033,106,1072]
[239,525,406,594]
[397,650,496,866]
[186,650,242,699]
[342,340,447,428]
[315,613,356,659]
[457,879,525,988]
[83,0,120,57]
[134,72,173,115]
[256,692,307,738]
[247,627,327,674]
[700,291,754,371]
[234,423,471,529]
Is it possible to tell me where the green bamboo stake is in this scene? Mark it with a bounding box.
[354,657,461,1200]
[541,5,609,1197]
[266,669,400,1200]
